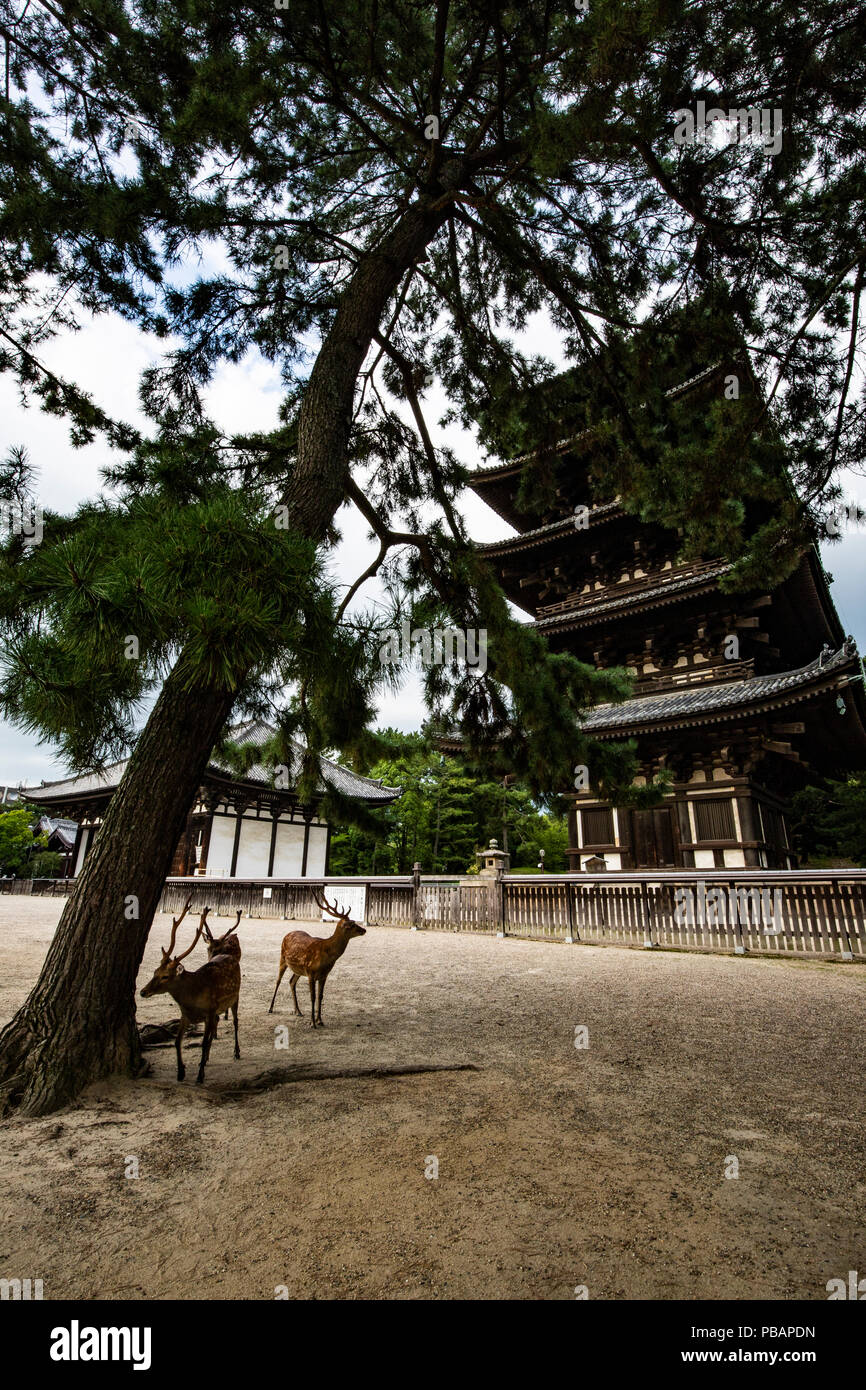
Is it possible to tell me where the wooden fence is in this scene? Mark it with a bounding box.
[153,869,866,960]
[2,871,862,958]
[0,877,75,897]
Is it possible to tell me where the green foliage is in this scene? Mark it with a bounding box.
[0,484,328,767]
[1,2,864,802]
[789,778,866,867]
[327,730,571,875]
[0,806,45,875]
[30,850,63,878]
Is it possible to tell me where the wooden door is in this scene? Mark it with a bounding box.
[631,808,676,868]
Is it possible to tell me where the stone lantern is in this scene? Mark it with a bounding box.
[476,838,511,878]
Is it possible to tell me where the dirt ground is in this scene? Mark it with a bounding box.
[0,897,863,1301]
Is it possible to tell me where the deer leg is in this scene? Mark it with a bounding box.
[231,1002,240,1060]
[268,964,287,1014]
[197,1013,216,1084]
[289,973,303,1015]
[316,975,326,1026]
[308,974,317,1027]
[175,1016,189,1082]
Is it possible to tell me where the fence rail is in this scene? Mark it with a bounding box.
[0,877,76,897]
[3,871,863,959]
[152,869,866,960]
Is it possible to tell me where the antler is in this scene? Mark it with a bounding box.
[313,890,348,919]
[226,909,242,935]
[201,905,215,942]
[173,907,209,964]
[165,898,193,957]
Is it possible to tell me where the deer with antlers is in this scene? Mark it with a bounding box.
[140,901,241,1084]
[202,909,242,1029]
[268,891,366,1027]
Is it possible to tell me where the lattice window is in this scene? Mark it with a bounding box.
[694,797,736,841]
[582,807,615,844]
[759,803,788,848]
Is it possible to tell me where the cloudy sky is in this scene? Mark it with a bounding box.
[1,299,864,790]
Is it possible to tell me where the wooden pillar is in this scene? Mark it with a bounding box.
[267,810,280,878]
[198,805,215,876]
[70,821,85,878]
[229,802,246,877]
[300,817,311,878]
[736,794,760,868]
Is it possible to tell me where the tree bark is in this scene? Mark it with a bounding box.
[0,667,235,1115]
[0,174,463,1116]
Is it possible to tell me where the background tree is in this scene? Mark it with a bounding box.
[789,778,866,867]
[0,1,864,1111]
[0,805,47,876]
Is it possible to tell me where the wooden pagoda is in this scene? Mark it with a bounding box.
[471,361,866,871]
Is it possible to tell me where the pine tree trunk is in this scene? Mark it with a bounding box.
[0,172,464,1116]
[0,666,235,1115]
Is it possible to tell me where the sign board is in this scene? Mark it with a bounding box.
[321,883,367,925]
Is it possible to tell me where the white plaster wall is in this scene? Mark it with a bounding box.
[723,848,746,868]
[236,816,271,878]
[305,824,328,876]
[272,821,305,876]
[206,815,236,876]
[693,849,715,869]
[73,827,90,876]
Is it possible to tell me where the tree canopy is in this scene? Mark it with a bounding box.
[2,1,865,795]
[2,1,865,1114]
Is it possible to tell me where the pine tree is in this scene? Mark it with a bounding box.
[0,2,864,1111]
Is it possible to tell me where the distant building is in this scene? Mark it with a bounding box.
[35,816,77,877]
[24,720,400,879]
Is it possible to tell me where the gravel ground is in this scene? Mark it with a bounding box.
[0,895,863,1300]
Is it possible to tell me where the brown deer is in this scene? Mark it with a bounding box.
[202,910,242,1028]
[203,909,242,962]
[268,892,365,1027]
[140,901,241,1084]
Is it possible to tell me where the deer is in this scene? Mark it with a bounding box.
[203,909,242,963]
[268,891,366,1027]
[202,909,242,1029]
[140,900,241,1084]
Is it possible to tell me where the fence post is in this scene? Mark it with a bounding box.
[642,880,655,949]
[565,881,578,943]
[411,862,422,931]
[833,880,854,959]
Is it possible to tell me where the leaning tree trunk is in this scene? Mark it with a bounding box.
[0,172,461,1116]
[0,666,236,1115]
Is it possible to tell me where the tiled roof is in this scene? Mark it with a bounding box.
[581,644,862,734]
[536,562,732,628]
[476,503,623,555]
[24,721,401,806]
[36,815,77,848]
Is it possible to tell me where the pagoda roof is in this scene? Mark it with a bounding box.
[581,642,866,739]
[23,720,401,809]
[476,503,624,558]
[536,560,733,631]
